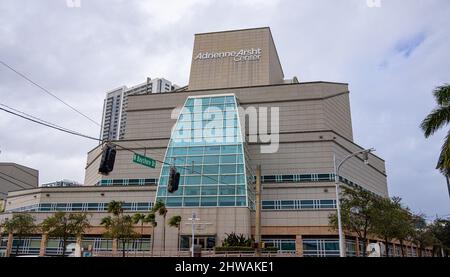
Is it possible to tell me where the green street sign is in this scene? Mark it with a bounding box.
[133,153,156,168]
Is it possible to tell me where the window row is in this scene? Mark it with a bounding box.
[156,196,247,207]
[157,184,247,197]
[6,202,153,213]
[164,154,244,165]
[162,165,245,178]
[159,174,247,186]
[260,174,334,183]
[184,96,235,107]
[262,199,336,210]
[98,178,158,186]
[259,173,366,192]
[166,145,243,156]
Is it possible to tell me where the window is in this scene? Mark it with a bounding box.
[184,197,200,207]
[185,176,201,185]
[166,197,182,207]
[87,203,99,211]
[200,197,217,207]
[300,200,314,209]
[201,186,218,196]
[219,196,235,206]
[156,95,252,208]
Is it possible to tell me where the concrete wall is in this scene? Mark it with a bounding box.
[0,163,38,200]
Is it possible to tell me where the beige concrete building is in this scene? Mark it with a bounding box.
[2,27,423,257]
[0,163,38,200]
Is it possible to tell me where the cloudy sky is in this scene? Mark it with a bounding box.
[0,0,449,218]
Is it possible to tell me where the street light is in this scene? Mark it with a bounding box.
[333,148,375,257]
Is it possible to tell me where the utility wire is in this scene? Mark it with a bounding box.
[0,171,36,188]
[0,105,101,142]
[0,174,29,190]
[0,104,238,188]
[0,60,100,127]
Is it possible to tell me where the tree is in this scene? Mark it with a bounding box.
[132,213,151,252]
[101,201,137,257]
[107,200,124,216]
[1,213,36,256]
[152,201,167,252]
[429,218,450,257]
[420,84,450,197]
[146,213,157,256]
[371,197,404,257]
[410,215,435,257]
[392,206,414,257]
[168,215,182,251]
[41,212,91,257]
[328,187,377,257]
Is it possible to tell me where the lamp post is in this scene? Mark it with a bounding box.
[334,148,375,257]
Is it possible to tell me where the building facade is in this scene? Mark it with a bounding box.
[1,27,425,257]
[0,163,38,200]
[100,78,178,141]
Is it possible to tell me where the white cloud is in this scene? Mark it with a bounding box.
[0,0,449,216]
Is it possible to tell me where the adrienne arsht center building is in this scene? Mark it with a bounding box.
[2,27,410,257]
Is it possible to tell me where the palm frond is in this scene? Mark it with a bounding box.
[433,84,450,106]
[420,106,450,137]
[436,131,450,175]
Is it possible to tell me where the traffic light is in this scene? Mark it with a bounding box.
[167,166,180,193]
[98,144,116,175]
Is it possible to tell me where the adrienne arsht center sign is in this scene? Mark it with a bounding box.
[194,48,262,62]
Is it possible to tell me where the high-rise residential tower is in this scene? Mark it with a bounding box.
[100,78,178,141]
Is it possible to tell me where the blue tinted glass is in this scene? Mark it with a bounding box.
[220,175,236,184]
[220,155,236,164]
[156,95,251,207]
[203,155,219,164]
[202,175,219,184]
[201,186,218,196]
[185,176,201,185]
[236,196,246,206]
[219,185,235,195]
[221,145,237,154]
[185,186,200,196]
[205,146,220,154]
[219,196,235,206]
[210,96,225,105]
[184,197,200,206]
[201,197,217,207]
[203,165,219,174]
[166,197,182,207]
[220,165,236,174]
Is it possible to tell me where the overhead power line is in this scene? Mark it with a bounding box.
[0,105,101,141]
[0,60,100,127]
[0,104,241,188]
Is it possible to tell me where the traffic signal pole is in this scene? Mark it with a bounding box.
[255,164,262,256]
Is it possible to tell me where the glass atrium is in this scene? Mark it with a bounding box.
[156,94,254,208]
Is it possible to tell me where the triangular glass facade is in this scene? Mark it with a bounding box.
[156,94,254,208]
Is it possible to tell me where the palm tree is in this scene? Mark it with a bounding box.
[168,215,182,252]
[107,200,124,216]
[152,201,167,253]
[421,84,450,197]
[146,213,157,256]
[132,213,150,253]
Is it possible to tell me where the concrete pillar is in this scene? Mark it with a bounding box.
[295,235,303,257]
[5,233,13,257]
[39,234,48,257]
[112,238,118,255]
[355,237,360,257]
[392,243,397,257]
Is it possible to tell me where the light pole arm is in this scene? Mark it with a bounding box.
[334,148,374,258]
[336,148,375,178]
